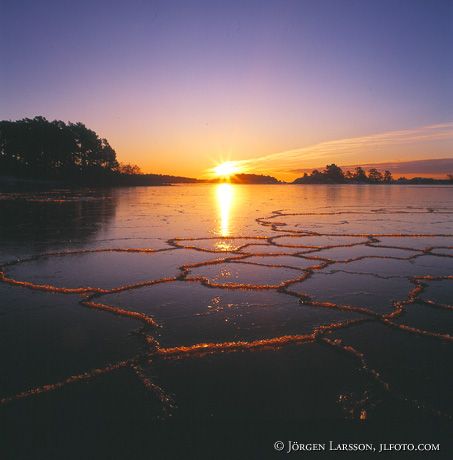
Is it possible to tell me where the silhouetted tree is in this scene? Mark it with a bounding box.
[117,163,142,175]
[323,164,345,183]
[310,169,324,181]
[383,170,393,183]
[353,167,368,183]
[368,168,383,183]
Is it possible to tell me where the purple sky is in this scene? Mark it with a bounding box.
[1,0,452,178]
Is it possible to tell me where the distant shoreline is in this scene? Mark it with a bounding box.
[2,118,451,189]
[1,175,452,192]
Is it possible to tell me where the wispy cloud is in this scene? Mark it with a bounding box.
[235,122,453,175]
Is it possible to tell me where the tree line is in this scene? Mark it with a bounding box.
[0,117,205,188]
[0,116,149,184]
[293,164,394,184]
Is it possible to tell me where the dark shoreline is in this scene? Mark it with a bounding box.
[1,176,452,193]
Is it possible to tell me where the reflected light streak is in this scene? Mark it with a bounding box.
[216,183,235,237]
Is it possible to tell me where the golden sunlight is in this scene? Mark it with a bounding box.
[216,183,235,237]
[213,161,241,178]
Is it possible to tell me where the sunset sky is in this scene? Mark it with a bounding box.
[1,0,452,180]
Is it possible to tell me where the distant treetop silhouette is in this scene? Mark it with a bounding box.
[293,164,394,184]
[293,165,452,184]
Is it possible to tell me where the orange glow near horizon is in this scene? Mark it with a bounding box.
[111,122,453,182]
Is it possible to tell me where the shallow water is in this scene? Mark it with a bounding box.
[0,184,452,454]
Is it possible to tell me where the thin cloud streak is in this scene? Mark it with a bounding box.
[235,122,453,175]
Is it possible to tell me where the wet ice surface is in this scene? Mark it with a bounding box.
[0,284,142,396]
[290,272,412,314]
[6,249,221,290]
[101,282,362,348]
[186,261,304,287]
[0,184,452,426]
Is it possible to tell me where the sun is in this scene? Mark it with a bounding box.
[213,161,240,178]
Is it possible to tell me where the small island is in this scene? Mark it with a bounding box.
[292,163,453,185]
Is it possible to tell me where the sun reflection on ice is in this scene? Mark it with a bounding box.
[216,183,235,238]
[215,241,234,251]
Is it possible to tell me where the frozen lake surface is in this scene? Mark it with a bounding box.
[0,184,452,454]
